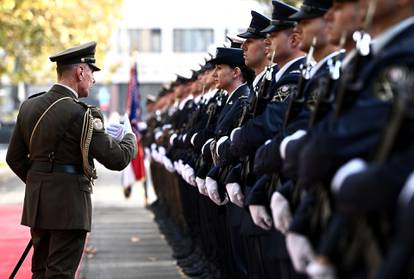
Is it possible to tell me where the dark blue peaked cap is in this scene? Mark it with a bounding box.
[290,0,333,20]
[49,41,101,71]
[209,47,245,67]
[238,11,270,39]
[261,1,299,34]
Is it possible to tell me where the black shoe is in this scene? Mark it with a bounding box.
[123,185,132,198]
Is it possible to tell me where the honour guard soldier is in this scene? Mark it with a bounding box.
[6,42,137,278]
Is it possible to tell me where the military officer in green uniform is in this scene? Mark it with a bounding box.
[6,41,137,278]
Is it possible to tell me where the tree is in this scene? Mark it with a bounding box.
[0,0,122,85]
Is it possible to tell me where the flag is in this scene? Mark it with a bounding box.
[122,63,146,186]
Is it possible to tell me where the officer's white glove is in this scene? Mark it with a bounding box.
[162,156,175,173]
[122,114,134,136]
[270,192,292,235]
[196,177,208,196]
[286,232,316,273]
[226,183,244,208]
[106,123,124,141]
[331,158,367,193]
[182,164,196,186]
[306,259,336,279]
[249,205,272,231]
[205,177,228,205]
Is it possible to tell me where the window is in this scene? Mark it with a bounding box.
[173,29,214,52]
[127,29,162,53]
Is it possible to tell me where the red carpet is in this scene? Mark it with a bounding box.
[0,205,32,279]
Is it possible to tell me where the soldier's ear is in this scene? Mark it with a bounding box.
[289,31,301,49]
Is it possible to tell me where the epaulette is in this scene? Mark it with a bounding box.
[73,99,94,111]
[28,91,46,99]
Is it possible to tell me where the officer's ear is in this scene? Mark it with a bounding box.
[76,65,84,81]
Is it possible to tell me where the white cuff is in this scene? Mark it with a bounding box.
[190,133,198,146]
[155,131,163,141]
[169,133,178,146]
[280,130,307,160]
[216,136,229,156]
[202,138,214,154]
[399,172,414,205]
[331,158,367,193]
[230,127,241,141]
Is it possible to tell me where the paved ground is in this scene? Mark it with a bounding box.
[78,164,184,279]
[0,145,184,279]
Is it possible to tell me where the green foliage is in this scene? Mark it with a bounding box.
[0,0,122,84]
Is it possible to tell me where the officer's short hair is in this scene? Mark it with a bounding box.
[56,64,79,78]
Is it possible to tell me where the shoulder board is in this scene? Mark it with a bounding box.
[28,91,46,99]
[289,70,301,74]
[73,99,91,110]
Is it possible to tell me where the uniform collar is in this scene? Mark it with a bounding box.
[54,83,79,99]
[226,82,247,104]
[253,68,267,88]
[371,16,414,55]
[310,50,343,78]
[178,94,193,110]
[275,56,306,82]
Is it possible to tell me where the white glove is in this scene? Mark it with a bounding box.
[205,177,228,206]
[270,192,292,235]
[280,130,307,159]
[177,160,184,175]
[249,205,272,231]
[122,114,134,136]
[196,177,208,196]
[226,183,244,208]
[306,259,336,279]
[182,164,196,186]
[173,161,180,172]
[331,158,367,193]
[162,156,175,173]
[158,146,166,156]
[151,149,159,162]
[106,123,124,141]
[286,232,316,273]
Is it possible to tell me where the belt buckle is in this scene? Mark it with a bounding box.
[48,152,55,172]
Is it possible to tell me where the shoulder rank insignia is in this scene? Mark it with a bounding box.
[272,84,297,102]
